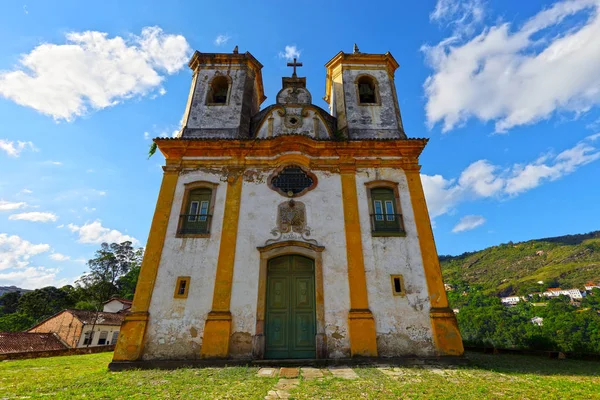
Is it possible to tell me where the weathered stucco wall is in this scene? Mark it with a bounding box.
[355,168,435,356]
[143,165,434,360]
[341,69,404,139]
[184,68,256,138]
[143,170,227,360]
[230,169,351,358]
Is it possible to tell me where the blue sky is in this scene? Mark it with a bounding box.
[1,0,599,289]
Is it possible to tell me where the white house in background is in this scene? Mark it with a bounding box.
[542,288,585,300]
[501,296,524,305]
[28,309,125,348]
[531,317,544,326]
[102,298,132,313]
[584,282,600,291]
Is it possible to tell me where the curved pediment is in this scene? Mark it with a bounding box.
[251,104,335,139]
[276,86,312,105]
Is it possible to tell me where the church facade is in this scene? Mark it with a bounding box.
[111,47,463,364]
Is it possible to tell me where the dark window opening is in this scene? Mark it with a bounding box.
[394,277,402,293]
[271,166,314,196]
[209,76,229,104]
[97,331,108,345]
[83,331,94,345]
[391,275,405,296]
[178,280,187,295]
[358,76,376,104]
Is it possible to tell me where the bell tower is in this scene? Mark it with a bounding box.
[181,49,266,139]
[324,46,406,139]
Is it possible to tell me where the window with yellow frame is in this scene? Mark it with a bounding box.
[174,276,190,299]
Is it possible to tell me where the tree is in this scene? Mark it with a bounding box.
[0,291,21,315]
[77,241,143,304]
[17,286,75,321]
[0,313,36,332]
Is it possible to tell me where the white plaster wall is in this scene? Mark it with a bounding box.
[77,324,120,348]
[143,170,227,360]
[230,169,352,358]
[103,300,126,313]
[355,168,435,356]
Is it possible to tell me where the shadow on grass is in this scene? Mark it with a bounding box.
[464,351,600,377]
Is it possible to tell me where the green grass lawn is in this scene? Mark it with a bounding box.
[1,352,599,399]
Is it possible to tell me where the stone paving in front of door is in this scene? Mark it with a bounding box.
[260,366,357,399]
[260,365,456,399]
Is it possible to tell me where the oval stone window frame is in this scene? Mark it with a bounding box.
[268,164,318,198]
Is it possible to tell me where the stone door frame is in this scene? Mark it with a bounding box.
[254,240,326,359]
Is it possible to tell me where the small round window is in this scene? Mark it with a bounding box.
[269,165,318,197]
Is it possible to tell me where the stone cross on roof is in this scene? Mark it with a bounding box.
[287,58,303,78]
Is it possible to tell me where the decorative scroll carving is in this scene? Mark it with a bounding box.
[266,200,318,246]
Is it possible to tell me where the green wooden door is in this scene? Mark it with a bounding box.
[265,255,316,359]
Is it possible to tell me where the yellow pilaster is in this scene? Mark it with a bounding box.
[112,166,179,361]
[200,172,243,358]
[405,166,464,356]
[340,168,378,357]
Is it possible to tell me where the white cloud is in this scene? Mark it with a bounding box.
[278,45,301,61]
[458,160,504,197]
[423,0,600,132]
[20,189,33,194]
[452,215,486,232]
[0,139,36,157]
[9,211,58,223]
[420,174,462,218]
[144,131,150,140]
[49,161,62,165]
[67,220,138,245]
[214,34,231,46]
[422,134,600,217]
[0,26,191,121]
[430,0,485,36]
[49,252,70,261]
[0,200,27,211]
[0,233,50,271]
[0,266,69,290]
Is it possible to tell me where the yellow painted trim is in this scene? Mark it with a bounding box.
[340,171,378,357]
[404,167,464,356]
[200,172,243,358]
[112,167,179,361]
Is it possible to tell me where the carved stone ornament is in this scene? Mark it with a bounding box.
[266,200,318,246]
[268,164,318,198]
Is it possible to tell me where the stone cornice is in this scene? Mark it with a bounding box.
[155,135,427,170]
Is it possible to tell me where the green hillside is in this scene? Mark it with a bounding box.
[439,231,600,296]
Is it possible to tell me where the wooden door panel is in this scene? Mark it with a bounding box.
[293,277,314,309]
[292,312,315,348]
[268,278,287,309]
[266,312,288,350]
[265,255,316,359]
